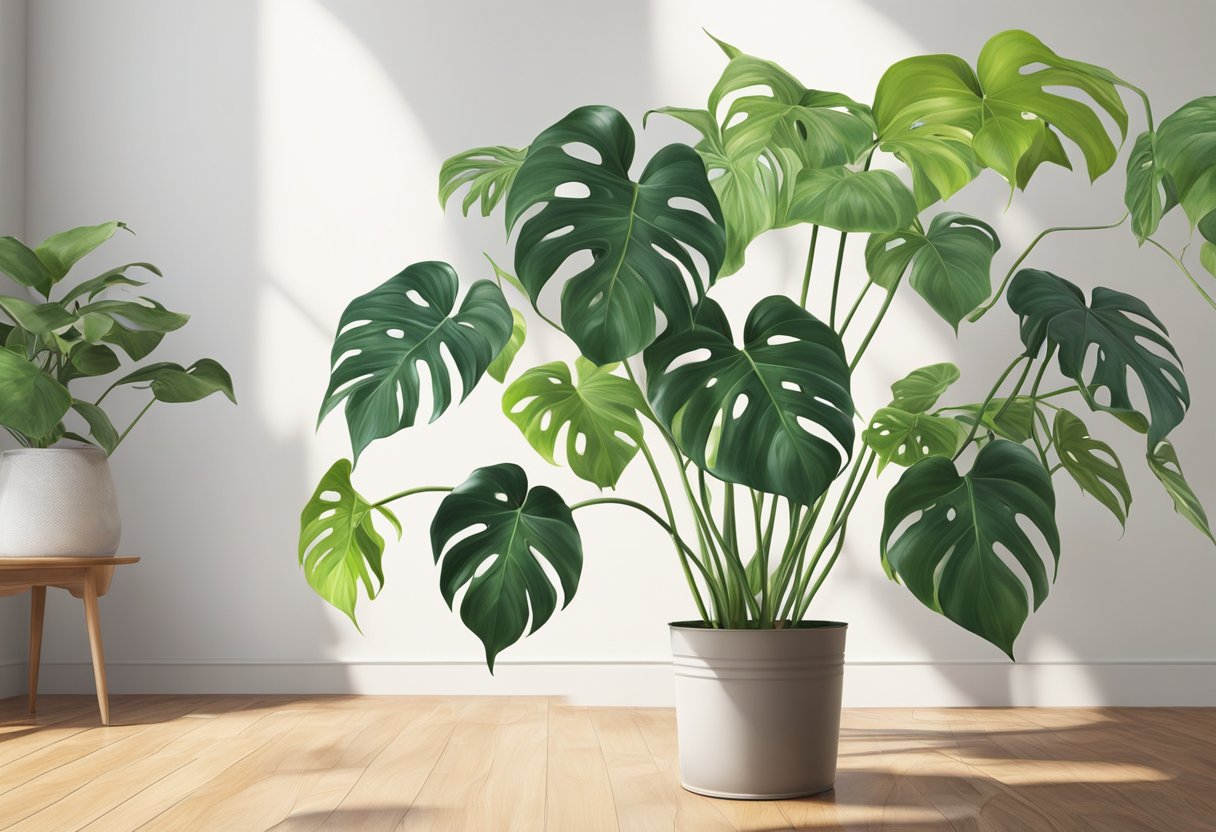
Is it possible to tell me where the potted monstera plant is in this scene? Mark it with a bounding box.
[0,222,235,557]
[300,30,1214,798]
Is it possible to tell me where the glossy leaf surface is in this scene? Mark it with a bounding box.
[1053,408,1132,528]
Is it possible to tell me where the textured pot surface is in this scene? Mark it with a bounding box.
[0,447,121,557]
[670,622,847,799]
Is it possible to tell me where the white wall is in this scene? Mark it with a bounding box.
[9,0,1215,705]
[0,0,27,698]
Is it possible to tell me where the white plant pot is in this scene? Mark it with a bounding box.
[0,447,121,557]
[670,621,847,799]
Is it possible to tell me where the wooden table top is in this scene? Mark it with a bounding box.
[0,556,140,568]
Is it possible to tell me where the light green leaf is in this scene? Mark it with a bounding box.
[439,145,527,218]
[80,313,114,343]
[35,221,124,284]
[953,396,1038,444]
[487,309,526,383]
[787,167,917,233]
[0,237,55,296]
[502,357,645,489]
[319,261,512,461]
[484,252,526,297]
[889,363,961,413]
[71,399,120,454]
[1008,269,1188,446]
[644,297,854,505]
[505,105,726,364]
[866,212,1000,329]
[100,321,164,361]
[1053,408,1132,528]
[1147,440,1213,544]
[0,348,71,438]
[66,343,121,380]
[431,463,582,671]
[60,262,161,305]
[0,296,77,335]
[863,406,966,472]
[77,298,189,333]
[1201,241,1216,278]
[299,459,401,627]
[1124,131,1176,244]
[114,358,236,404]
[881,440,1060,659]
[1156,98,1216,244]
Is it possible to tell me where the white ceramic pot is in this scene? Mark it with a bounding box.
[0,447,121,557]
[670,621,847,799]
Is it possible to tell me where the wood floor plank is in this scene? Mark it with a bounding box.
[545,705,618,832]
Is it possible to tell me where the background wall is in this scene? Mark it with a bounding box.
[5,0,1214,705]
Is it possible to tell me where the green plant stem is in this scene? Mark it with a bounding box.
[969,213,1129,322]
[1146,237,1216,310]
[699,469,759,622]
[838,280,873,336]
[110,398,156,452]
[991,352,1036,423]
[828,231,850,328]
[798,225,821,308]
[953,355,1028,460]
[370,485,453,508]
[1035,385,1078,401]
[849,271,904,370]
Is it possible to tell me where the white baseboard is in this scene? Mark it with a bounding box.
[0,659,23,699]
[19,659,1216,707]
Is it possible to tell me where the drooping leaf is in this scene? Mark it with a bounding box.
[438,145,528,218]
[1124,131,1177,244]
[1007,269,1188,445]
[863,406,966,472]
[1053,408,1132,528]
[881,439,1060,659]
[0,237,55,296]
[70,399,120,454]
[644,296,853,505]
[0,295,77,335]
[1147,440,1214,544]
[299,459,401,627]
[866,212,1000,329]
[114,359,236,404]
[505,105,725,364]
[1155,97,1216,246]
[787,166,917,233]
[889,362,961,413]
[35,221,125,284]
[502,357,645,489]
[76,298,189,333]
[952,396,1038,444]
[59,262,161,305]
[487,309,527,383]
[431,463,583,670]
[0,348,72,438]
[484,252,527,297]
[66,343,121,381]
[319,261,512,461]
[100,321,163,361]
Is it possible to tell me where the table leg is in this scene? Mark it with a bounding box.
[82,571,110,726]
[28,586,46,714]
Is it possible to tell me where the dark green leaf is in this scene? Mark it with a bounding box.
[431,463,583,670]
[71,399,120,454]
[644,297,854,505]
[299,459,401,627]
[487,309,527,383]
[100,322,163,361]
[59,262,161,305]
[1155,97,1216,246]
[67,343,121,380]
[319,261,512,461]
[439,146,527,218]
[0,237,55,295]
[881,440,1060,659]
[1053,408,1132,528]
[0,348,72,438]
[502,357,645,489]
[889,363,961,413]
[77,298,189,333]
[787,167,917,233]
[35,221,124,283]
[505,105,726,364]
[0,296,77,335]
[1147,440,1213,544]
[1007,269,1188,446]
[115,358,236,404]
[1201,241,1216,278]
[863,407,966,472]
[952,396,1038,443]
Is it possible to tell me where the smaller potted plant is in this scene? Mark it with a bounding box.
[0,221,235,556]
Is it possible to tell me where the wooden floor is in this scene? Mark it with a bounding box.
[0,696,1213,831]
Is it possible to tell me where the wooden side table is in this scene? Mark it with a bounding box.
[0,556,140,725]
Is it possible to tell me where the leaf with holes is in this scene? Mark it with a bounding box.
[319,261,512,461]
[787,167,917,233]
[1053,408,1132,528]
[889,363,961,413]
[863,407,966,473]
[881,439,1060,659]
[502,357,646,489]
[644,296,853,505]
[866,212,1000,330]
[487,309,527,383]
[431,463,583,671]
[1007,269,1188,446]
[505,105,725,364]
[439,145,528,218]
[1124,131,1178,244]
[1147,440,1214,544]
[299,459,401,627]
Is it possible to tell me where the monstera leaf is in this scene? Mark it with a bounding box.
[1154,97,1216,246]
[319,261,512,461]
[889,363,961,413]
[0,348,71,437]
[431,463,583,670]
[953,396,1038,444]
[881,439,1060,658]
[505,105,726,364]
[439,145,528,218]
[863,407,966,472]
[487,309,527,383]
[644,297,853,505]
[1124,132,1178,244]
[786,167,917,233]
[1053,408,1132,528]
[502,357,646,489]
[866,212,1000,330]
[299,459,401,627]
[1147,440,1214,544]
[874,30,1127,201]
[1007,269,1188,445]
